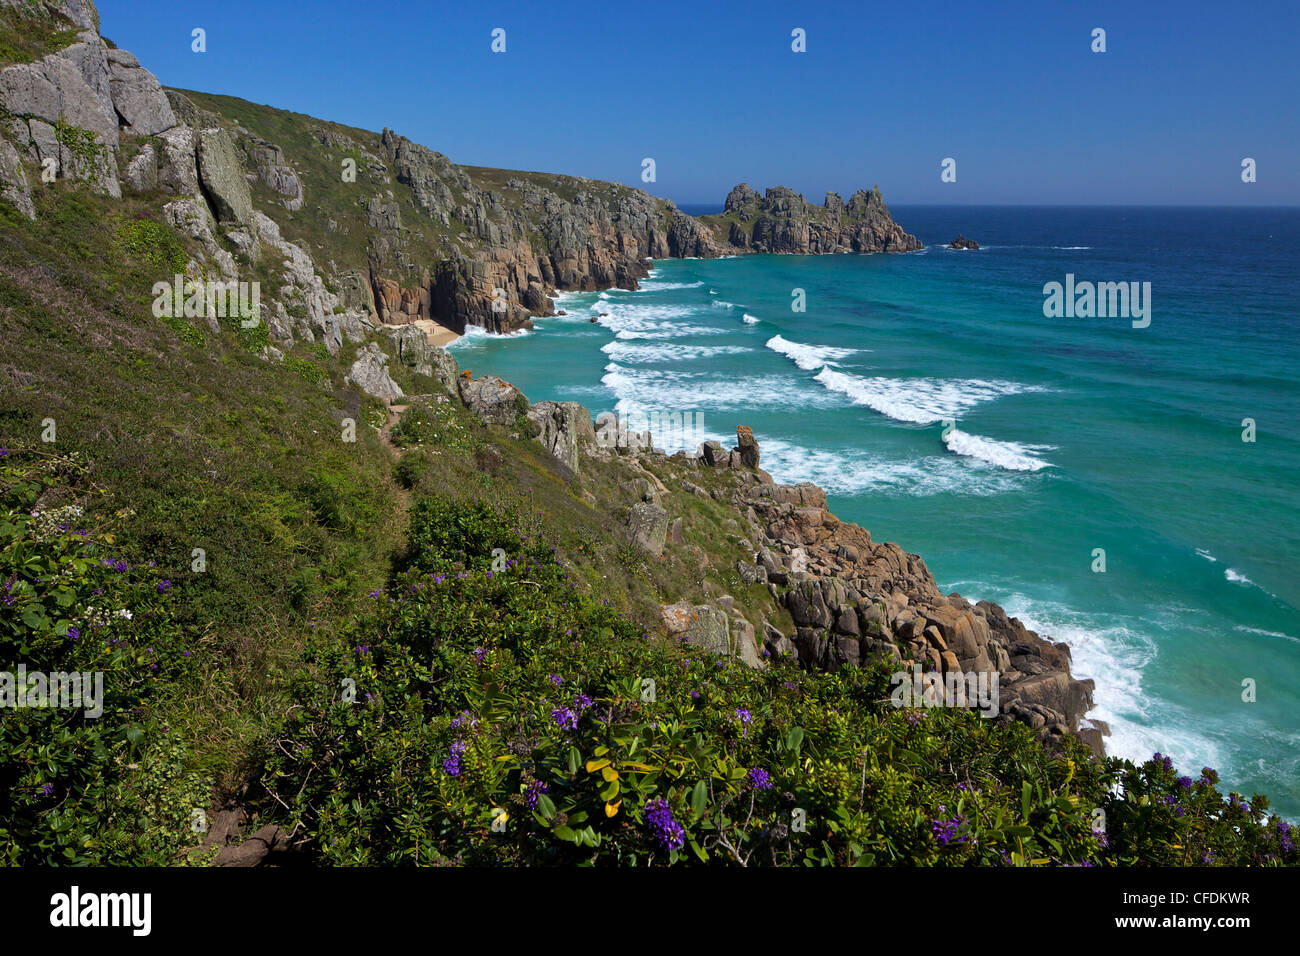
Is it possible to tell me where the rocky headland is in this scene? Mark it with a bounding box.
[0,0,922,348]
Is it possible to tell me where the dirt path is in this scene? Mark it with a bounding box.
[380,402,408,454]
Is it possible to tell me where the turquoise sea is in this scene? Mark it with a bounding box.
[450,206,1300,817]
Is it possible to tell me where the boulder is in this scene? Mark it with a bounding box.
[346,342,403,403]
[196,126,253,224]
[155,124,199,195]
[458,374,523,425]
[105,48,175,135]
[947,235,980,250]
[122,143,156,192]
[659,602,761,667]
[527,401,596,474]
[735,424,760,468]
[626,502,669,556]
[0,137,35,219]
[701,440,728,467]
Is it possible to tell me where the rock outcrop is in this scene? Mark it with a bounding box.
[708,183,922,254]
[606,422,1101,756]
[346,342,403,403]
[527,400,596,475]
[948,235,980,250]
[458,374,523,426]
[659,601,762,668]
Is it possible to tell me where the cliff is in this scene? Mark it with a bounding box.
[0,0,917,347]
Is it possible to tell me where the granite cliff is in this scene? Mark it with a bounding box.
[0,0,919,347]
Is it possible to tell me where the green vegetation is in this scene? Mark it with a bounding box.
[0,6,81,67]
[263,495,1300,866]
[1,135,1295,869]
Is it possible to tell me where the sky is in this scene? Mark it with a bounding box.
[97,0,1299,206]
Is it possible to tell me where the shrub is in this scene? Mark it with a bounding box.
[260,498,1300,867]
[0,452,209,864]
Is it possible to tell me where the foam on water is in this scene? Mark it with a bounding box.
[986,593,1227,777]
[593,301,725,340]
[448,324,531,349]
[742,313,760,325]
[600,340,753,363]
[943,428,1055,471]
[638,279,704,291]
[813,367,1040,424]
[766,334,860,370]
[601,363,841,416]
[1235,625,1300,644]
[759,437,1034,497]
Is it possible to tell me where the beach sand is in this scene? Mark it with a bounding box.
[412,318,460,347]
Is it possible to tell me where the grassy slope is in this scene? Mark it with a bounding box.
[0,176,787,850]
[172,90,680,291]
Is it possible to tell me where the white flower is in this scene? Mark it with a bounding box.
[115,608,133,620]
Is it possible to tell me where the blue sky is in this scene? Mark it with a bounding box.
[98,0,1298,206]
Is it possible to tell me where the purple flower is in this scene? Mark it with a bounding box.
[931,813,970,847]
[524,778,549,809]
[442,740,466,777]
[368,590,382,599]
[450,711,478,730]
[66,626,80,641]
[1278,820,1294,854]
[355,644,371,656]
[112,560,128,573]
[473,647,486,663]
[1177,776,1193,790]
[644,797,685,852]
[41,784,53,797]
[689,690,699,701]
[747,767,773,790]
[1151,752,1174,771]
[574,693,593,711]
[548,673,563,686]
[551,706,578,731]
[156,579,172,593]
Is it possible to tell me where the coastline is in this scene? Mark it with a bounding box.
[500,256,1108,756]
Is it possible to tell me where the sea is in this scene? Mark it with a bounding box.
[448,205,1300,817]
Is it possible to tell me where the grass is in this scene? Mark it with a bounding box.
[0,7,82,68]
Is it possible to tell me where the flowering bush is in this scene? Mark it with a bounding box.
[0,454,208,864]
[261,497,1300,867]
